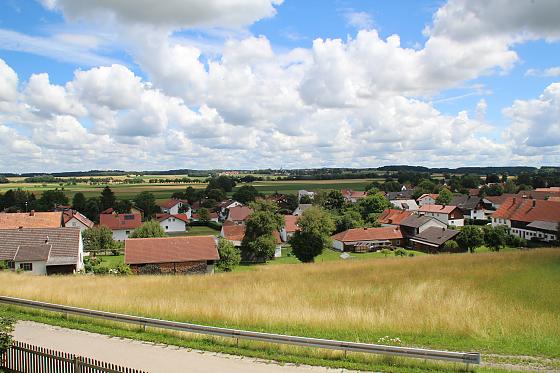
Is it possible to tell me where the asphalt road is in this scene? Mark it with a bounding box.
[14,321,359,373]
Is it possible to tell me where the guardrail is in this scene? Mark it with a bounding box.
[0,295,481,366]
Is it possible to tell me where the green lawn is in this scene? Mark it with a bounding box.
[183,226,221,236]
[96,255,124,268]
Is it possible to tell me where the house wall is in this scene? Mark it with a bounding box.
[14,260,47,275]
[333,239,401,252]
[332,239,344,251]
[418,219,447,233]
[77,231,84,271]
[448,218,464,227]
[131,260,208,275]
[65,217,88,232]
[163,204,181,215]
[112,229,132,241]
[418,197,436,206]
[159,218,186,233]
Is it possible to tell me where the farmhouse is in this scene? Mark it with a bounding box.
[341,189,367,203]
[0,227,84,275]
[159,199,190,217]
[491,197,560,242]
[417,194,439,206]
[331,227,403,252]
[217,199,243,219]
[450,195,488,220]
[418,205,464,226]
[280,215,300,241]
[389,199,419,211]
[385,190,414,201]
[398,214,447,238]
[0,211,63,229]
[125,236,219,275]
[377,209,414,227]
[409,227,461,253]
[292,204,312,216]
[62,210,94,232]
[156,213,189,233]
[226,206,253,224]
[99,212,142,241]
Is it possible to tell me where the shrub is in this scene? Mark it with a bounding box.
[115,263,132,275]
[394,248,407,257]
[0,316,15,354]
[217,238,241,272]
[380,248,392,257]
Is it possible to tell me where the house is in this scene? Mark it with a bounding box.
[226,206,253,224]
[377,209,414,227]
[298,190,315,201]
[125,236,219,275]
[409,227,461,253]
[130,206,144,219]
[417,205,464,226]
[0,227,84,275]
[450,195,488,220]
[221,222,282,257]
[331,227,403,252]
[159,199,190,217]
[191,211,219,222]
[390,199,419,211]
[280,215,300,241]
[491,197,560,242]
[484,191,560,209]
[292,204,312,216]
[341,189,367,203]
[417,194,438,206]
[218,199,243,219]
[398,215,447,239]
[99,212,142,241]
[385,190,415,201]
[62,210,94,232]
[156,213,189,233]
[0,211,63,229]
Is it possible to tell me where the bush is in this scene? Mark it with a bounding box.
[92,265,110,275]
[394,248,407,257]
[0,261,8,270]
[0,316,15,354]
[115,263,132,275]
[216,238,241,272]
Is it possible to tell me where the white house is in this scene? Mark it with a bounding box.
[417,194,438,206]
[417,205,464,227]
[159,199,191,217]
[390,199,419,211]
[280,215,299,242]
[62,210,94,232]
[0,227,84,275]
[293,204,312,216]
[218,200,243,220]
[100,212,142,241]
[156,213,189,233]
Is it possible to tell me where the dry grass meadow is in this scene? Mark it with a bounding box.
[1,249,559,357]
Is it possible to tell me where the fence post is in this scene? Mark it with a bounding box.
[74,355,81,373]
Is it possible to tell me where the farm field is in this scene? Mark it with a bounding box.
[1,249,558,360]
[0,178,376,201]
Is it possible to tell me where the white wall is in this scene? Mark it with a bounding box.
[65,217,89,232]
[14,260,47,275]
[332,240,344,251]
[418,219,446,233]
[159,217,187,233]
[448,218,464,227]
[112,229,131,241]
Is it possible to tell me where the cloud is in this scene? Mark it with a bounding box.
[525,67,560,77]
[343,11,374,29]
[24,73,86,117]
[0,58,18,102]
[42,0,283,29]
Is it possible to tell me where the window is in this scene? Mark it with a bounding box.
[19,263,33,271]
[125,230,130,235]
[7,261,15,269]
[165,226,169,230]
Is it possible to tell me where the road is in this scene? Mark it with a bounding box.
[13,321,360,373]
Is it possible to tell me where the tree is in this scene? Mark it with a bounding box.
[216,238,241,272]
[84,198,100,223]
[503,179,518,194]
[456,225,484,253]
[133,191,159,219]
[485,184,504,196]
[436,188,452,205]
[290,206,335,263]
[279,193,299,213]
[114,199,133,214]
[320,190,346,211]
[381,181,401,192]
[37,189,68,210]
[443,240,459,252]
[205,188,226,202]
[100,186,116,210]
[356,193,391,221]
[299,195,313,204]
[184,186,201,204]
[72,192,87,212]
[197,208,211,224]
[483,225,509,251]
[130,220,166,238]
[207,176,236,192]
[297,206,335,239]
[233,185,260,204]
[335,209,364,233]
[290,231,324,263]
[241,206,284,262]
[83,226,116,255]
[0,316,15,354]
[485,174,500,184]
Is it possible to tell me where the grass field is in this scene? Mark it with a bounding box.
[1,249,558,360]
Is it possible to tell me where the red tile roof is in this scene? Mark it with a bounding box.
[222,224,246,241]
[99,213,142,230]
[125,236,219,265]
[418,205,459,214]
[332,227,403,242]
[491,197,560,223]
[341,189,366,199]
[156,213,189,223]
[191,212,218,220]
[377,209,414,225]
[0,212,63,229]
[283,215,300,233]
[227,206,253,222]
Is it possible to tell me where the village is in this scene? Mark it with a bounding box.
[1,173,559,276]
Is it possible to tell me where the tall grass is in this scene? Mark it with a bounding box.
[1,249,559,357]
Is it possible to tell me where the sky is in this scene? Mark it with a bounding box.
[0,0,559,173]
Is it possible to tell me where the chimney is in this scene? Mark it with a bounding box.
[29,210,35,216]
[45,235,49,244]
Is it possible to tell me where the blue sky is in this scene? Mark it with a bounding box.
[0,0,559,172]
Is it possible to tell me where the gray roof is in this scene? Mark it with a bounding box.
[14,244,51,262]
[400,215,437,228]
[386,190,414,200]
[527,220,558,232]
[411,227,460,246]
[0,227,80,264]
[450,195,482,210]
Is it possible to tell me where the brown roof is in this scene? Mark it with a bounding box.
[0,227,80,263]
[377,209,414,225]
[410,227,460,246]
[0,212,63,229]
[191,211,218,220]
[222,224,246,241]
[227,206,253,222]
[418,205,459,214]
[125,236,219,265]
[99,213,142,230]
[332,227,403,242]
[63,210,94,228]
[491,197,560,223]
[159,199,185,209]
[156,213,189,223]
[283,215,300,233]
[14,244,51,261]
[341,189,366,198]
